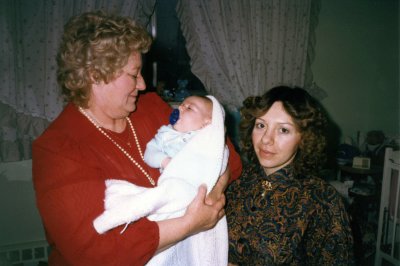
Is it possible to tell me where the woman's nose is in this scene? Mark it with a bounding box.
[136,74,146,91]
[261,130,274,145]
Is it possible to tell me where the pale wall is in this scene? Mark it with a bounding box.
[0,160,45,246]
[312,0,399,142]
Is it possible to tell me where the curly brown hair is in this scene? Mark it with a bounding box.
[57,11,152,107]
[239,86,328,178]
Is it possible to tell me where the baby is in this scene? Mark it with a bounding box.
[93,94,229,231]
[144,95,213,171]
[93,95,230,265]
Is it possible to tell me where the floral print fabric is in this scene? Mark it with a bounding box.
[226,163,354,265]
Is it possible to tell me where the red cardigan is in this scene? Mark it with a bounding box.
[32,92,242,266]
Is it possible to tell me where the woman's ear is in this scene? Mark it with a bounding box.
[89,70,102,85]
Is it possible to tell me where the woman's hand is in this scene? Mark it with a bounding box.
[206,167,230,206]
[186,184,226,233]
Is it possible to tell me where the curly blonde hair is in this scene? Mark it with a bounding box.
[57,11,152,107]
[239,86,328,178]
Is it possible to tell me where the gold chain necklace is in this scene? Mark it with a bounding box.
[78,107,155,186]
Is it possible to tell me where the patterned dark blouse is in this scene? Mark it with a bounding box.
[226,163,354,265]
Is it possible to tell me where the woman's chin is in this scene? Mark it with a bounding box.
[126,103,137,113]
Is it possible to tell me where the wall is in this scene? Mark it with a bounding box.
[0,160,45,246]
[0,160,49,265]
[312,0,399,143]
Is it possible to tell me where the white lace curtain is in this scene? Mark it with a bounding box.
[0,0,155,162]
[176,0,325,110]
[0,0,323,162]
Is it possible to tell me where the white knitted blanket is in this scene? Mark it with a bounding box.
[93,95,229,265]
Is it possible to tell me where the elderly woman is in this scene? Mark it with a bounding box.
[226,86,354,265]
[32,11,242,265]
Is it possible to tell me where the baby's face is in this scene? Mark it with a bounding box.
[173,96,212,132]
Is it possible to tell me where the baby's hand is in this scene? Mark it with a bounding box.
[161,157,172,169]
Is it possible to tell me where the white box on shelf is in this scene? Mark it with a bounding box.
[352,157,371,169]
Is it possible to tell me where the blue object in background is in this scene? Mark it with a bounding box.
[174,79,191,101]
[336,143,360,165]
[163,88,175,100]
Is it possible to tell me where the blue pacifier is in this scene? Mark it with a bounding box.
[169,109,180,125]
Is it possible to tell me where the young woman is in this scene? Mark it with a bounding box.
[226,86,354,265]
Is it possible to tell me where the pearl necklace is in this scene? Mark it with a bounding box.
[78,107,155,186]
